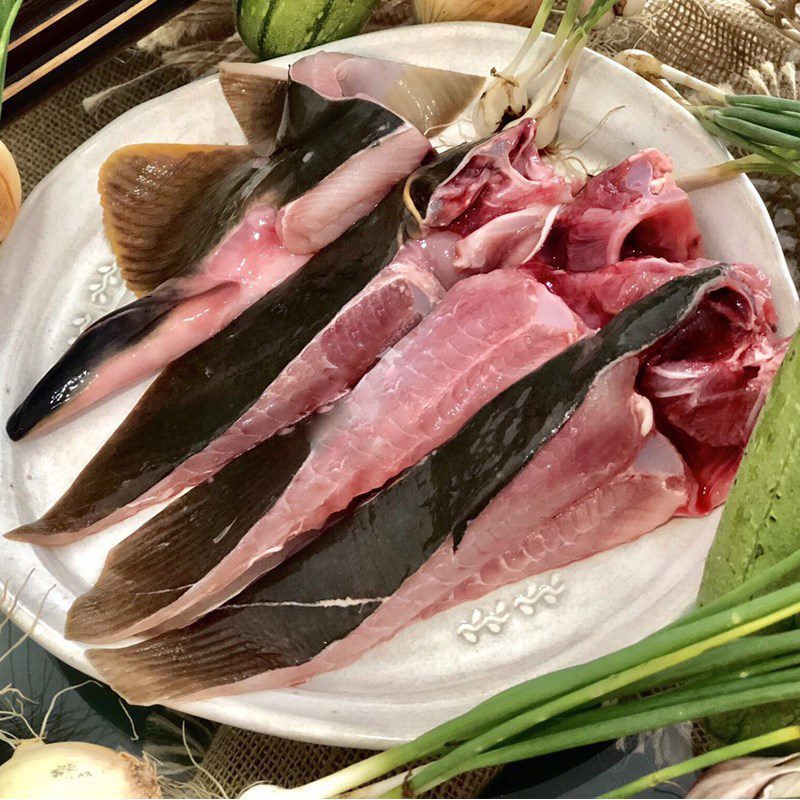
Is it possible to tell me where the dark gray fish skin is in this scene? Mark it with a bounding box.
[6,82,410,443]
[7,141,472,545]
[6,292,177,442]
[88,266,729,705]
[67,426,315,640]
[8,184,408,541]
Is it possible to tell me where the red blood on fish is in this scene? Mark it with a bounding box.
[424,120,571,236]
[527,257,778,332]
[529,254,785,514]
[641,337,787,513]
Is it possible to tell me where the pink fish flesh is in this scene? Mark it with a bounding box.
[67,269,587,643]
[538,149,704,272]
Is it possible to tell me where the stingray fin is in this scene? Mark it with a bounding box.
[99,143,255,295]
[219,61,289,156]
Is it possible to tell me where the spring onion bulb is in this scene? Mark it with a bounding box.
[0,740,161,799]
[472,0,624,146]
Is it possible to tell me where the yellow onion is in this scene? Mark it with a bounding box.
[0,138,21,242]
[0,740,161,799]
[412,0,544,27]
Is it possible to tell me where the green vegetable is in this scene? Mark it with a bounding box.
[284,561,800,798]
[719,105,800,137]
[614,51,800,184]
[602,726,800,799]
[236,0,380,60]
[711,112,800,151]
[0,0,21,119]
[700,334,800,603]
[698,332,800,743]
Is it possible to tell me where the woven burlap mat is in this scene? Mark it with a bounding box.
[5,0,798,796]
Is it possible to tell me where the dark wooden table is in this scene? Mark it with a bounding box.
[4,0,196,122]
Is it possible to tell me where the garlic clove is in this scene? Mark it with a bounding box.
[688,755,800,799]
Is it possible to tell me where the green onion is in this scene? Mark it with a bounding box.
[625,631,800,696]
[711,113,800,151]
[719,105,800,136]
[615,50,800,183]
[290,566,800,799]
[0,0,21,120]
[602,726,800,799]
[727,94,800,113]
[473,0,617,145]
[693,113,800,178]
[679,548,800,626]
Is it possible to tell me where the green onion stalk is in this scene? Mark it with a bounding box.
[614,50,800,188]
[242,552,800,799]
[0,0,20,119]
[603,726,800,799]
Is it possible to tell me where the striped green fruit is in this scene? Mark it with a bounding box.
[236,0,381,60]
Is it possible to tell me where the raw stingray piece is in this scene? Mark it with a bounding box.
[53,245,445,541]
[528,256,777,331]
[8,184,411,545]
[66,269,587,642]
[219,53,484,155]
[7,52,483,440]
[538,149,704,271]
[530,255,786,513]
[86,266,729,705]
[10,123,557,545]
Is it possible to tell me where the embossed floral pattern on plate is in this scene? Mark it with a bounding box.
[456,574,565,644]
[68,259,126,344]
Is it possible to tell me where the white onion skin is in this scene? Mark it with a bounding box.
[0,740,161,799]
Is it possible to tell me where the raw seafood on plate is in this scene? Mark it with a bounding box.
[3,48,789,707]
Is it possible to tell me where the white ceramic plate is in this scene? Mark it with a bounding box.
[0,22,797,749]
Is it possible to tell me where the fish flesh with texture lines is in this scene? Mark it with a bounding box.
[66,267,588,643]
[9,119,566,546]
[6,53,483,442]
[85,268,732,704]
